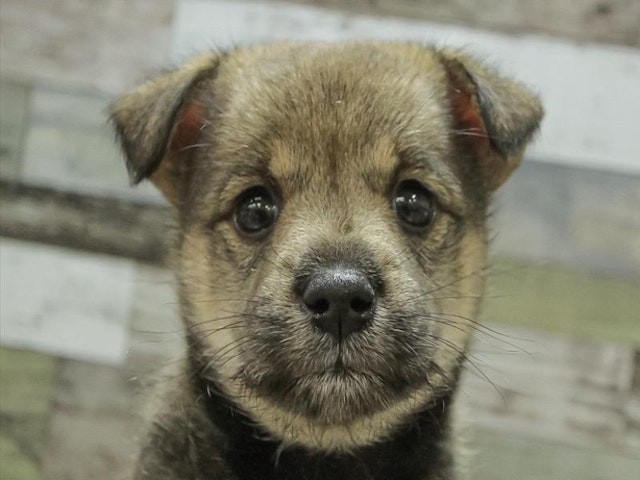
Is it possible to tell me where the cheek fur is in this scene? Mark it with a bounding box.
[431,227,488,370]
[178,228,257,381]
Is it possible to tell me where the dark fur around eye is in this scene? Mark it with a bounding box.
[233,186,279,238]
[392,180,436,233]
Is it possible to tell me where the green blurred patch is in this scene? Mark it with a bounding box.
[0,348,57,480]
[471,428,640,480]
[483,259,640,345]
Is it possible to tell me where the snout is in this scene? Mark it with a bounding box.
[298,266,377,340]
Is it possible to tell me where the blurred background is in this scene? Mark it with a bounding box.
[0,1,638,479]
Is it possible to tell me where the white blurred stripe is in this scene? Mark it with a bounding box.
[0,238,134,365]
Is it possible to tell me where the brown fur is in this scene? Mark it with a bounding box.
[110,41,542,479]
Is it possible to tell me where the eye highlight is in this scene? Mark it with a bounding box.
[392,180,436,233]
[233,186,279,238]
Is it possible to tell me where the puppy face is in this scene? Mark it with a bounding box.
[111,43,542,451]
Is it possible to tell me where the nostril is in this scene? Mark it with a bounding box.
[298,266,377,339]
[307,297,330,315]
[350,296,372,313]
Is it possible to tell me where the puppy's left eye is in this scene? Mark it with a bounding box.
[393,180,436,233]
[234,186,279,238]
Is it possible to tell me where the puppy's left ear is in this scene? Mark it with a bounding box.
[110,54,221,204]
[438,51,543,191]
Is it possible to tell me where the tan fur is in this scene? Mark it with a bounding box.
[110,41,543,479]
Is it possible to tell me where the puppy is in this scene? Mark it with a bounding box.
[111,42,542,480]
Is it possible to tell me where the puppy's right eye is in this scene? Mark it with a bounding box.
[393,180,436,233]
[233,186,279,238]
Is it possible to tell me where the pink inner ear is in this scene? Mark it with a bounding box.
[169,100,206,154]
[450,86,491,155]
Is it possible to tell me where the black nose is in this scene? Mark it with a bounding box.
[301,268,376,340]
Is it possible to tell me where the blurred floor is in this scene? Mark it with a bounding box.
[1,1,639,479]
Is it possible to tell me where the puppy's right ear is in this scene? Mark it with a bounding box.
[110,54,221,204]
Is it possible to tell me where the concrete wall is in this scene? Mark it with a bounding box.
[280,0,640,46]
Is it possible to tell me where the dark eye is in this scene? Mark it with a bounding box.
[234,186,279,237]
[393,180,436,232]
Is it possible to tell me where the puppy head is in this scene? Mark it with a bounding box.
[111,43,542,451]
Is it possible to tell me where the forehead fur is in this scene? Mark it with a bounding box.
[207,43,456,191]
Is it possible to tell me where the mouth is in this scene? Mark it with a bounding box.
[234,304,440,425]
[332,354,347,372]
[240,353,423,426]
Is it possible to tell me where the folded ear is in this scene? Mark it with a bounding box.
[437,50,543,191]
[109,54,221,203]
